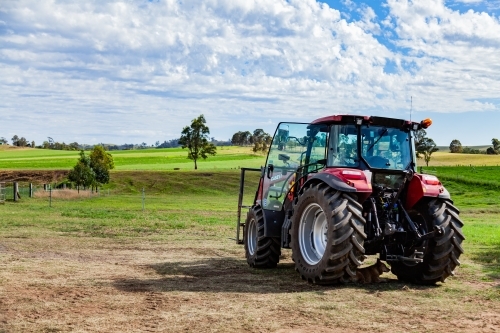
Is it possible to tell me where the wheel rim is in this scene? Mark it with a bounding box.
[299,203,328,265]
[247,217,257,256]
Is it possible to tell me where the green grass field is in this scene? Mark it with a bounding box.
[0,146,265,170]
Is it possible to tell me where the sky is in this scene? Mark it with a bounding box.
[1,0,500,147]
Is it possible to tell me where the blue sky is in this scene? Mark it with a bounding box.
[1,0,500,146]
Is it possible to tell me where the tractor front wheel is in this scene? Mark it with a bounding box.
[244,206,281,268]
[290,183,366,284]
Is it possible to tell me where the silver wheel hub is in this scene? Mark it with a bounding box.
[299,203,328,265]
[247,217,257,256]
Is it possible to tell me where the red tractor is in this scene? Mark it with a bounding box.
[236,115,464,285]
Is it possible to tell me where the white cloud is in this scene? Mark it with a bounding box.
[355,5,382,35]
[387,0,500,112]
[452,0,483,3]
[0,0,499,146]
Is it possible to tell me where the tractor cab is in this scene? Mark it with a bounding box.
[259,116,421,213]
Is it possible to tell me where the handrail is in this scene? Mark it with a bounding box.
[236,168,261,244]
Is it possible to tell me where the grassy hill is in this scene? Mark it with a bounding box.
[0,146,266,170]
[2,146,500,171]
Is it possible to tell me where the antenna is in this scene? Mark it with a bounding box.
[410,96,413,122]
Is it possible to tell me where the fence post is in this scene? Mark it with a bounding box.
[13,182,20,201]
[49,185,52,207]
[29,183,33,198]
[142,188,145,211]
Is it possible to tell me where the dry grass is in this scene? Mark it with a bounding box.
[425,151,500,166]
[33,188,97,199]
[1,229,499,333]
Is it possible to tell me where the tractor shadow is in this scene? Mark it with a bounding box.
[112,257,439,294]
[469,244,500,284]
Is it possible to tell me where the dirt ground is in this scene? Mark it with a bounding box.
[1,231,499,333]
[0,170,69,184]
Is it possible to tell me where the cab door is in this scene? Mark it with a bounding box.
[262,123,327,211]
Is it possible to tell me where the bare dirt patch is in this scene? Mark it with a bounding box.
[1,233,499,333]
[0,170,69,184]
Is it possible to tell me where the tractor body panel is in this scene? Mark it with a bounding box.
[405,173,451,209]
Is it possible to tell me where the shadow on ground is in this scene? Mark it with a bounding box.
[470,244,500,283]
[112,257,437,294]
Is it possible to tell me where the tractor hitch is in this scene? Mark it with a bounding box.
[386,249,424,263]
[417,225,444,241]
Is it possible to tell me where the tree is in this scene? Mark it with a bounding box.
[417,137,439,166]
[231,132,242,145]
[179,114,217,170]
[68,142,80,150]
[251,129,272,153]
[68,150,95,192]
[415,129,439,165]
[492,138,500,152]
[231,131,252,146]
[16,136,28,147]
[449,139,462,153]
[413,129,427,159]
[486,147,498,155]
[0,137,7,144]
[89,145,115,188]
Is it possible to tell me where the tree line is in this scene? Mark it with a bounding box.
[2,135,35,148]
[449,138,500,155]
[230,129,272,153]
[1,135,232,151]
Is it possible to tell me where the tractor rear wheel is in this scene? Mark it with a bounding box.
[390,198,465,284]
[244,205,281,268]
[290,183,366,284]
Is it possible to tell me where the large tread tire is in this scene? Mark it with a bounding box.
[244,206,281,268]
[290,182,366,284]
[391,198,465,284]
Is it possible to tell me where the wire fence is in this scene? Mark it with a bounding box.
[0,183,227,211]
[2,183,103,200]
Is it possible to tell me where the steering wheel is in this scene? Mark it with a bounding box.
[366,155,390,168]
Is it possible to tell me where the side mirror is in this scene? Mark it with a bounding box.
[278,154,290,162]
[267,164,274,179]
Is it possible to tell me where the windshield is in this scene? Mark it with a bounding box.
[361,126,412,170]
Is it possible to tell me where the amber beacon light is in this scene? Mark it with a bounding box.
[420,118,432,129]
